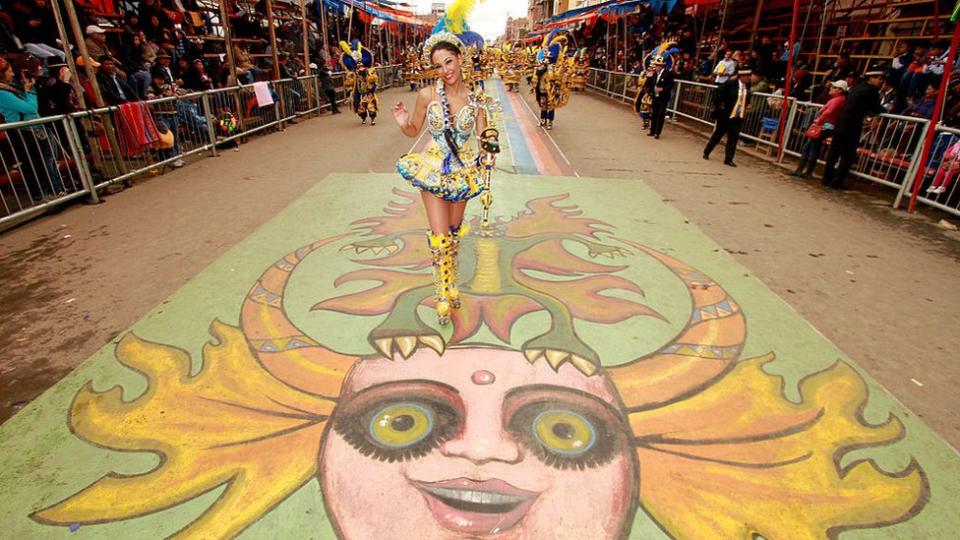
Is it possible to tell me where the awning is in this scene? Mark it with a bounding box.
[323,0,430,27]
[536,0,657,33]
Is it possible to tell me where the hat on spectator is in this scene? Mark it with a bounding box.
[156,51,172,59]
[97,54,118,64]
[86,25,106,35]
[830,80,849,92]
[309,63,318,70]
[75,55,101,68]
[737,68,752,76]
[864,65,885,77]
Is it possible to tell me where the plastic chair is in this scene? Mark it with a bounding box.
[757,117,780,155]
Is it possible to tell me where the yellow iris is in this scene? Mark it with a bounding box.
[533,410,596,456]
[369,403,433,448]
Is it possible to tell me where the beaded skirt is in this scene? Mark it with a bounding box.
[397,141,483,202]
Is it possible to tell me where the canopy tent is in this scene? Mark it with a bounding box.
[320,0,430,27]
[536,0,659,32]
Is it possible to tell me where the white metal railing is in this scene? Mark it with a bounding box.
[586,68,939,212]
[896,125,960,217]
[0,65,402,231]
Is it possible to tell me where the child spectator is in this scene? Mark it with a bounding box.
[903,82,937,119]
[880,77,901,114]
[182,58,213,91]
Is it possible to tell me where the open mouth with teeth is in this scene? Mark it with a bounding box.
[414,479,540,534]
[419,485,526,514]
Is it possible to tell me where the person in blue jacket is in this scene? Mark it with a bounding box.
[0,55,64,202]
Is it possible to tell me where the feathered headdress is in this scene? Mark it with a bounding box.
[421,0,484,63]
[644,41,681,70]
[340,39,372,72]
[536,29,566,65]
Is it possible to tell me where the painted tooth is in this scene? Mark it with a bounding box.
[395,336,417,359]
[545,349,569,369]
[570,355,598,376]
[418,335,445,355]
[523,348,543,363]
[374,338,393,358]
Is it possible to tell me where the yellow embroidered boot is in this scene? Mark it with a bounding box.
[448,223,470,309]
[428,232,453,325]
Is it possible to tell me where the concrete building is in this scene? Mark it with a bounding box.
[527,0,554,27]
[504,17,529,42]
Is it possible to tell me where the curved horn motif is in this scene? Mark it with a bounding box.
[607,241,746,411]
[240,235,358,399]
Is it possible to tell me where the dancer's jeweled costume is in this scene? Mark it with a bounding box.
[397,79,490,202]
[396,0,500,326]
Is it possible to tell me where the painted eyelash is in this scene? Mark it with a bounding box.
[333,399,460,463]
[507,404,619,471]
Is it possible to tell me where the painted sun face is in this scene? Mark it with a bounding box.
[319,347,636,539]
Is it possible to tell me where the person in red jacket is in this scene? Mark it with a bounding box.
[791,80,847,178]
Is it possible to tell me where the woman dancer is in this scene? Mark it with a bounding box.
[392,5,499,326]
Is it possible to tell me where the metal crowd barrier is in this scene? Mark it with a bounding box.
[0,64,402,231]
[896,125,960,216]
[0,115,94,218]
[586,68,944,215]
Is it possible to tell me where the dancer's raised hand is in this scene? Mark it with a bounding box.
[392,101,409,127]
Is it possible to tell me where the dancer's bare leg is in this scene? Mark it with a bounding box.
[449,200,467,229]
[421,191,452,234]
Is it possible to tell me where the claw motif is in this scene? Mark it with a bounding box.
[317,192,663,372]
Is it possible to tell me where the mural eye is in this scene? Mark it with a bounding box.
[532,410,596,457]
[369,403,433,449]
[508,404,620,471]
[335,399,460,463]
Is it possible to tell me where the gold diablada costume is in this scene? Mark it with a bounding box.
[633,68,653,128]
[340,40,379,125]
[402,46,421,90]
[396,0,502,325]
[500,45,522,91]
[531,31,573,129]
[569,48,590,92]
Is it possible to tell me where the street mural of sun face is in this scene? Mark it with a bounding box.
[30,191,927,539]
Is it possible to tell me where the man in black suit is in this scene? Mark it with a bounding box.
[96,56,137,105]
[703,68,750,166]
[821,67,886,190]
[646,55,674,139]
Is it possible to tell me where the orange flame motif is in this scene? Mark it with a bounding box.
[32,193,927,538]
